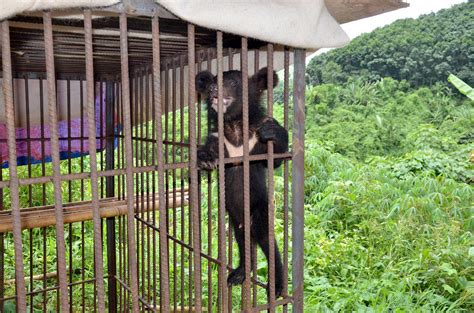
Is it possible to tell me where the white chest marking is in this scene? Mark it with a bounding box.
[211,132,258,157]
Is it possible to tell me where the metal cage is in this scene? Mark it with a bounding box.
[0,2,305,312]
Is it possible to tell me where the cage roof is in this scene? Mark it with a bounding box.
[0,0,409,50]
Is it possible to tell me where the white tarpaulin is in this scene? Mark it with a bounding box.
[0,0,350,50]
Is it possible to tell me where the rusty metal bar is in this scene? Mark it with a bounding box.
[150,67,158,310]
[1,20,28,312]
[66,76,74,313]
[283,47,290,313]
[1,277,107,299]
[216,31,228,312]
[84,10,107,312]
[43,11,70,311]
[152,15,171,312]
[144,66,152,308]
[137,68,145,308]
[78,78,86,312]
[196,49,213,313]
[249,297,294,312]
[204,52,213,310]
[99,80,104,200]
[119,12,140,312]
[196,51,206,313]
[241,36,252,310]
[252,48,259,308]
[0,153,291,190]
[188,23,202,312]
[226,47,234,313]
[266,43,276,312]
[292,48,306,313]
[134,214,269,291]
[40,75,49,312]
[171,58,178,313]
[105,80,118,313]
[179,54,189,312]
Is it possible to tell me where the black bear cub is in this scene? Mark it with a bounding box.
[195,67,288,297]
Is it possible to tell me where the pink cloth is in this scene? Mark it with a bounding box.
[0,91,120,167]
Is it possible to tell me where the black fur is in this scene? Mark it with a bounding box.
[195,67,288,298]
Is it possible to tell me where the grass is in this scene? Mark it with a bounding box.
[0,79,473,311]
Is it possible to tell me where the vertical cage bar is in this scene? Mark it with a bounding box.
[179,54,187,312]
[171,59,178,313]
[84,10,107,312]
[226,47,234,313]
[39,77,48,312]
[80,78,87,313]
[145,66,152,307]
[24,76,32,208]
[138,68,145,304]
[67,77,74,313]
[196,52,204,313]
[100,80,105,198]
[43,11,70,311]
[216,31,228,312]
[184,61,192,313]
[0,20,28,312]
[187,23,202,312]
[266,44,276,311]
[204,48,215,313]
[292,48,306,313]
[282,47,290,313]
[252,48,259,308]
[152,15,170,312]
[106,81,118,313]
[150,68,158,310]
[25,76,33,313]
[119,12,140,312]
[241,37,252,310]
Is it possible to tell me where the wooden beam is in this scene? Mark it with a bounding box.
[0,189,188,232]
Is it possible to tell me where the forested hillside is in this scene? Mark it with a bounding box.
[306,1,473,87]
[299,2,473,311]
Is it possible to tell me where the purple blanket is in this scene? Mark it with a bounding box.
[0,92,120,168]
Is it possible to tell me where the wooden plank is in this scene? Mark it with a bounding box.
[0,189,188,232]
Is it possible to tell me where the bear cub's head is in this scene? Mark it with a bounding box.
[196,67,278,121]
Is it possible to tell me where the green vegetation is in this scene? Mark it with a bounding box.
[301,79,473,311]
[306,2,474,87]
[298,2,473,310]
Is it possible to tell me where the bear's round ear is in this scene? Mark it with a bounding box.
[252,67,279,90]
[195,71,214,94]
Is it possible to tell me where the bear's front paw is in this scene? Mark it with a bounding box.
[257,120,277,143]
[197,149,217,170]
